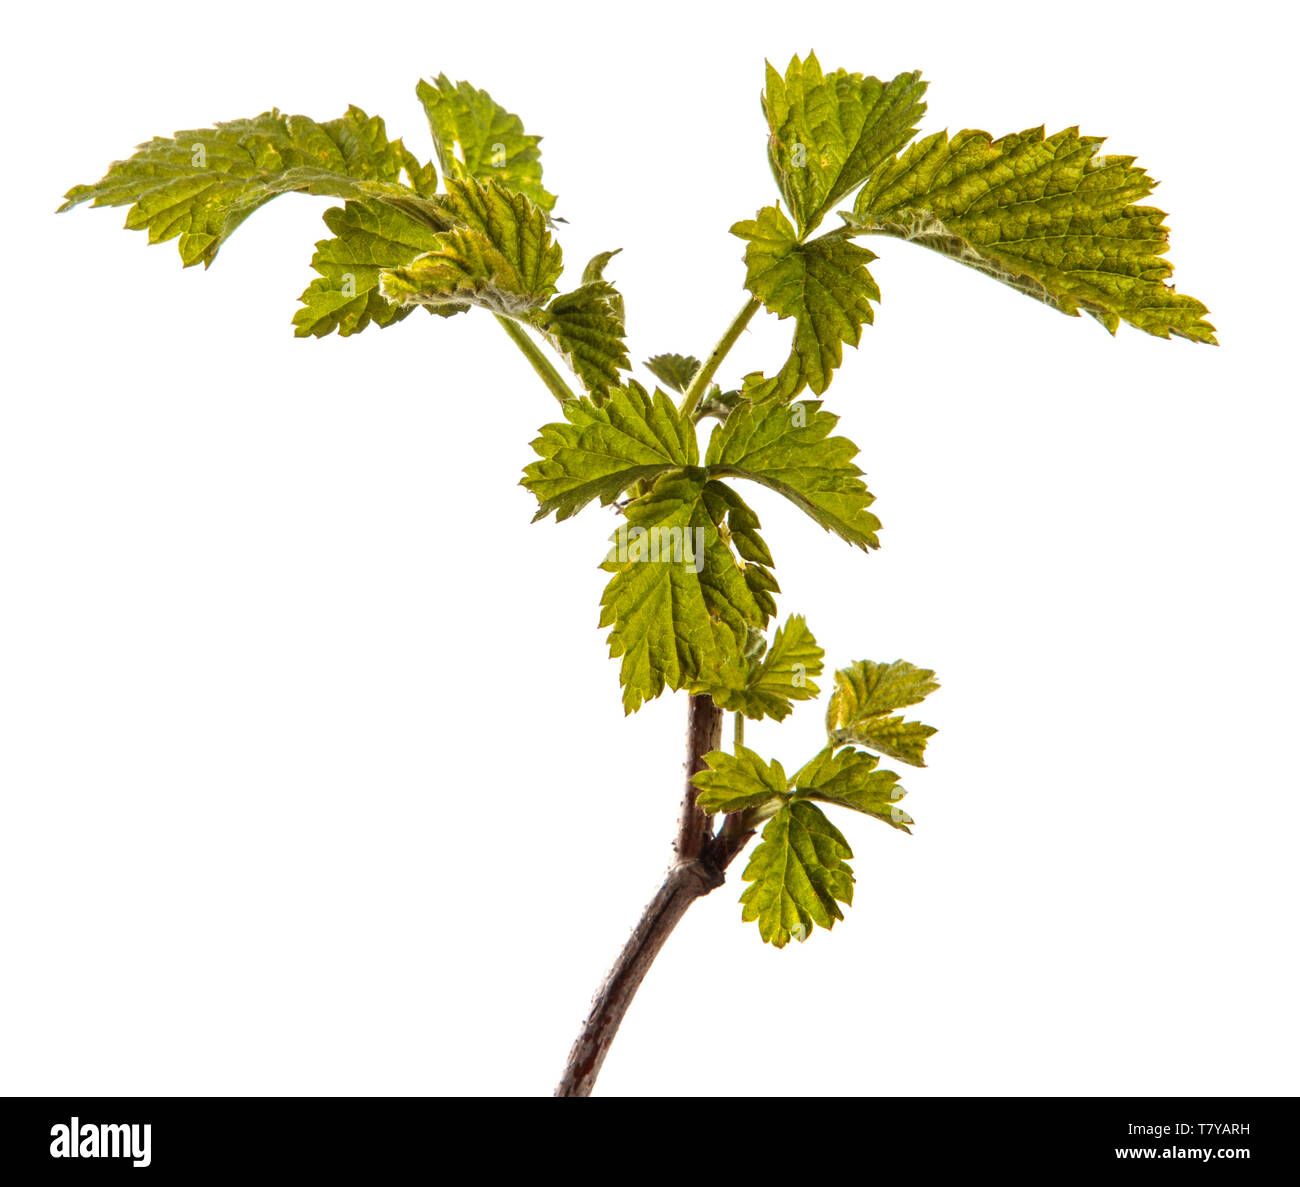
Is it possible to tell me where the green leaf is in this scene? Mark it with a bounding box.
[598,473,772,714]
[583,250,622,285]
[791,746,912,833]
[59,106,436,268]
[738,362,803,406]
[530,280,630,398]
[416,74,556,211]
[732,205,880,397]
[644,353,703,394]
[692,745,788,814]
[826,659,939,767]
[847,126,1216,344]
[701,613,824,721]
[293,199,456,338]
[699,482,779,623]
[380,178,562,316]
[695,386,744,423]
[763,53,927,235]
[521,382,696,522]
[642,353,740,426]
[706,398,881,549]
[740,800,854,947]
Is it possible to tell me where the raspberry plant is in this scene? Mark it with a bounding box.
[61,53,1214,1096]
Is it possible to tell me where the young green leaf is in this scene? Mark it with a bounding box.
[521,382,697,522]
[846,127,1216,343]
[791,746,913,833]
[706,399,881,549]
[740,800,854,947]
[692,745,788,814]
[763,53,927,235]
[416,74,556,211]
[732,205,880,397]
[694,386,744,424]
[644,354,703,394]
[699,613,824,721]
[598,473,772,713]
[529,280,630,398]
[826,659,939,766]
[380,178,562,316]
[59,106,436,268]
[699,482,779,622]
[294,199,460,338]
[583,250,623,284]
[738,361,804,406]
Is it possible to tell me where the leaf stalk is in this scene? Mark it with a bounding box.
[677,297,761,419]
[494,314,578,404]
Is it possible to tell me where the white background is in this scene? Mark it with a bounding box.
[3,0,1297,1097]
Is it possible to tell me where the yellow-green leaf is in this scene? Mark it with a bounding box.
[644,353,703,394]
[380,178,562,316]
[847,126,1215,343]
[706,398,881,549]
[522,382,696,522]
[598,473,773,714]
[692,745,788,814]
[294,199,457,338]
[826,659,939,767]
[530,280,630,398]
[699,613,824,721]
[732,205,879,397]
[740,800,854,947]
[416,74,556,211]
[764,52,927,235]
[791,746,913,833]
[60,106,437,268]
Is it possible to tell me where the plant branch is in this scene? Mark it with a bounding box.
[555,693,753,1097]
[494,313,578,405]
[555,298,766,1098]
[677,297,761,420]
[553,857,720,1098]
[676,693,721,860]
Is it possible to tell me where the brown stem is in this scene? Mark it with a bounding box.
[554,694,751,1097]
[552,857,722,1097]
[676,693,721,860]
